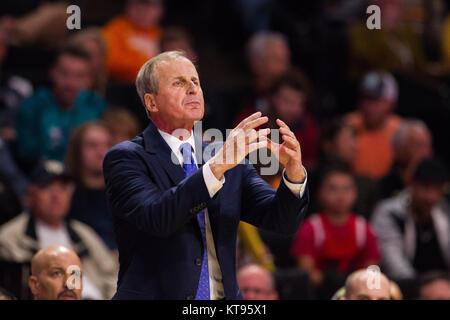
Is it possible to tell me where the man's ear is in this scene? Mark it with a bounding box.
[144,93,158,115]
[28,275,39,296]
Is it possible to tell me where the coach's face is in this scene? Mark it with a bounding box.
[146,57,204,132]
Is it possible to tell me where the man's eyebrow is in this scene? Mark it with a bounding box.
[171,76,199,81]
[48,266,65,272]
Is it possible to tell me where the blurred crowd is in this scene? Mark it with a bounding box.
[0,0,449,300]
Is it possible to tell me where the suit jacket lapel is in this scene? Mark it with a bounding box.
[143,121,186,185]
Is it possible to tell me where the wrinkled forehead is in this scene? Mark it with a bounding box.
[155,57,199,80]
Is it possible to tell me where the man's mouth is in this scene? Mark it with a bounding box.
[185,100,201,106]
[58,291,77,300]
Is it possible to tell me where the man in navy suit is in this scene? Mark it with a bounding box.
[103,51,309,300]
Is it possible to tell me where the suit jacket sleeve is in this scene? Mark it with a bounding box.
[239,163,309,236]
[103,145,212,237]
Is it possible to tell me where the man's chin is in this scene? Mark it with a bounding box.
[190,110,204,122]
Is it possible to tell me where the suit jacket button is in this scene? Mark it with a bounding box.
[195,258,202,266]
[186,295,194,300]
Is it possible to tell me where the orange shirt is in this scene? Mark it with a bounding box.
[102,16,162,82]
[346,111,402,179]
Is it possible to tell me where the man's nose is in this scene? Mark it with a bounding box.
[187,81,198,94]
[63,274,69,289]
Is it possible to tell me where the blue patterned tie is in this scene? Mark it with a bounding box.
[180,142,210,300]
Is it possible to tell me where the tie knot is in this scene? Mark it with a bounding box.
[180,143,194,164]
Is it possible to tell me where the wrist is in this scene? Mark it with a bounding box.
[209,156,227,180]
[285,166,306,183]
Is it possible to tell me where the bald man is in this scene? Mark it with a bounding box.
[237,264,278,300]
[28,245,83,300]
[342,268,391,300]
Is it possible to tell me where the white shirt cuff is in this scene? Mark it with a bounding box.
[202,161,225,198]
[282,167,307,199]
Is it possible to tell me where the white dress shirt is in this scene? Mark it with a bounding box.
[157,129,307,299]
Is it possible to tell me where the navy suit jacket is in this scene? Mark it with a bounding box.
[103,121,309,300]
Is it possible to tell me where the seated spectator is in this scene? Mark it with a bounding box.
[102,0,164,82]
[372,158,450,282]
[309,117,379,218]
[69,28,107,97]
[100,108,140,146]
[0,160,117,299]
[378,119,433,199]
[233,31,291,118]
[66,122,117,250]
[160,26,197,62]
[416,271,450,300]
[16,44,107,163]
[235,70,318,168]
[237,264,278,300]
[341,268,392,300]
[0,21,33,143]
[236,222,275,273]
[29,245,82,300]
[348,0,427,79]
[345,71,402,179]
[332,278,403,300]
[291,166,381,294]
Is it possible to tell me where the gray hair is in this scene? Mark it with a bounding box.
[246,31,289,59]
[135,50,188,118]
[392,119,430,149]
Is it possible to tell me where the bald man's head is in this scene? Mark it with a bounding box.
[237,264,278,300]
[344,268,391,300]
[29,245,82,300]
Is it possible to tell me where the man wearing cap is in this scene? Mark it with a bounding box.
[103,51,309,300]
[0,160,118,299]
[372,158,450,282]
[345,71,402,179]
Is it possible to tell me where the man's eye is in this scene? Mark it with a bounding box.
[53,271,63,276]
[174,81,183,86]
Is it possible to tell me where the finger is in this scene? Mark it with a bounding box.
[246,128,270,144]
[276,118,289,129]
[276,119,296,139]
[281,135,300,151]
[243,116,268,131]
[279,127,296,140]
[280,144,298,159]
[247,139,268,154]
[236,112,262,129]
[266,137,280,151]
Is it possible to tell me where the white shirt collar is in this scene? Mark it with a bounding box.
[157,128,197,164]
